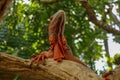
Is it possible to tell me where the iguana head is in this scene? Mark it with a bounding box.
[48,10,66,38]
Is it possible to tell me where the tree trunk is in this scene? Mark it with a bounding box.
[0,53,103,80]
[104,33,113,69]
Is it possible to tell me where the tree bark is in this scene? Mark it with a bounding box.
[0,0,12,21]
[0,53,102,80]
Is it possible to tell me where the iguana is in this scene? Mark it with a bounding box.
[30,10,87,67]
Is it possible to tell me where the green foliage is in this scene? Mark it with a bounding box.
[113,53,120,65]
[1,0,117,71]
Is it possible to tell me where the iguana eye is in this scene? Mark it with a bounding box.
[50,16,53,21]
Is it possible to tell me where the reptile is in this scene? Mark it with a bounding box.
[30,10,87,67]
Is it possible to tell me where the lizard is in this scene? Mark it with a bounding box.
[30,10,87,67]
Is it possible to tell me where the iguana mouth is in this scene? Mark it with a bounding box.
[50,10,66,24]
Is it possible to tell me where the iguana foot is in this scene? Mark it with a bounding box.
[30,51,50,66]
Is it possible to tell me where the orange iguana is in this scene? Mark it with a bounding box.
[30,10,87,67]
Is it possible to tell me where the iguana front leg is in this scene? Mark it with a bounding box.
[30,10,88,67]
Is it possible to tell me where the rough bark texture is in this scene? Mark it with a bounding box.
[0,53,102,80]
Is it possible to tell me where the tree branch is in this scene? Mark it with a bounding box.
[39,0,59,3]
[0,0,12,21]
[77,0,120,35]
[109,8,120,29]
[0,53,102,80]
